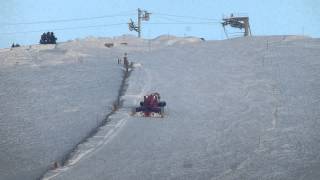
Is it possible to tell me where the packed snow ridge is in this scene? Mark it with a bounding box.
[1,35,320,180]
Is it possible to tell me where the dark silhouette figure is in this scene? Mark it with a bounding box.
[40,32,57,44]
[123,53,129,71]
[11,43,20,48]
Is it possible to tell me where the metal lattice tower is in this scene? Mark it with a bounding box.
[222,14,251,38]
[128,8,151,38]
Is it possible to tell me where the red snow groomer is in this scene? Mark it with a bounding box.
[135,93,166,117]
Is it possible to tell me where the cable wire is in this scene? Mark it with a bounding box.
[2,12,134,26]
[152,16,189,24]
[0,23,126,35]
[145,22,221,25]
[1,10,223,36]
[153,12,220,22]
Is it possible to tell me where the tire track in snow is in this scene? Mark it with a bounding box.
[121,63,152,108]
[42,62,150,180]
[42,113,129,180]
[269,62,282,131]
[41,63,137,180]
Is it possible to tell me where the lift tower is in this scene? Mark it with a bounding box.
[128,8,151,38]
[222,14,251,38]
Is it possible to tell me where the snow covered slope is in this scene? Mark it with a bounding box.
[2,35,320,180]
[0,37,132,180]
[45,35,320,180]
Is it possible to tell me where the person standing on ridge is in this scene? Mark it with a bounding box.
[123,52,129,71]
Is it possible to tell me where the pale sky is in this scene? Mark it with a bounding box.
[0,0,319,47]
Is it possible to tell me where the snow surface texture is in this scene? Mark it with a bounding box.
[2,35,320,180]
[0,37,132,180]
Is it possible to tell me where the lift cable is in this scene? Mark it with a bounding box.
[1,12,135,26]
[152,12,220,22]
[0,23,126,35]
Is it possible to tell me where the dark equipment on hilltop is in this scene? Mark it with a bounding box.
[222,14,251,38]
[134,93,166,117]
[11,43,20,48]
[40,32,57,44]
